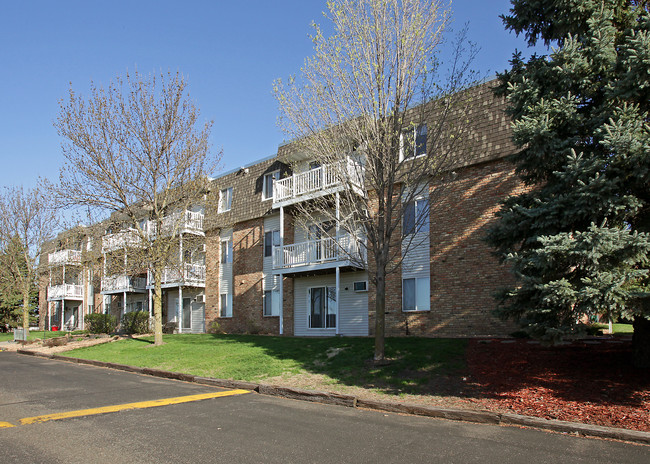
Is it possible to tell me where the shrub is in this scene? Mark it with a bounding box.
[85,313,117,334]
[121,311,150,334]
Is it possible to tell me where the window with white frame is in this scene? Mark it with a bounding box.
[403,198,430,236]
[400,123,427,160]
[402,277,430,311]
[220,293,232,317]
[264,230,280,257]
[218,187,233,212]
[263,290,280,316]
[220,239,233,263]
[262,170,280,200]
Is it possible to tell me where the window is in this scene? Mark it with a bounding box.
[264,230,280,257]
[403,198,430,236]
[220,239,233,263]
[309,286,336,329]
[263,290,280,316]
[262,170,280,200]
[218,187,233,212]
[308,160,321,170]
[220,293,232,317]
[402,277,430,311]
[400,123,427,160]
[353,281,368,292]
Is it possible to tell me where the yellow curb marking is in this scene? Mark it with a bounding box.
[0,421,16,428]
[18,389,250,426]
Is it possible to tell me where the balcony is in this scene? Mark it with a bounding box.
[48,250,82,266]
[47,284,83,300]
[101,275,147,294]
[272,159,364,208]
[102,229,143,253]
[153,263,206,287]
[272,234,366,274]
[149,211,205,238]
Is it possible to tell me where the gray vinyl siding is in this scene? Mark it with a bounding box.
[191,300,205,333]
[293,270,368,336]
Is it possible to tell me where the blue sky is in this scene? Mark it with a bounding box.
[0,0,545,190]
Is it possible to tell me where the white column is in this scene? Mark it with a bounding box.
[148,289,153,318]
[48,302,52,331]
[335,266,340,335]
[123,290,126,321]
[178,286,183,333]
[279,206,284,335]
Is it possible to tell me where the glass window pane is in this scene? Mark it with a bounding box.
[264,231,272,257]
[417,199,430,233]
[416,277,430,311]
[403,278,415,311]
[403,202,415,235]
[272,290,280,316]
[263,290,272,316]
[415,124,427,156]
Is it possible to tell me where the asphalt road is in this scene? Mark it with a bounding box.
[0,352,647,464]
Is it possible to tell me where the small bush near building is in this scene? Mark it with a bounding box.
[121,311,150,335]
[85,313,117,334]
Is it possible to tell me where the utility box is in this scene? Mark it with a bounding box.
[13,328,28,342]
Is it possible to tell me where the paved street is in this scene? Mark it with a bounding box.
[0,352,647,463]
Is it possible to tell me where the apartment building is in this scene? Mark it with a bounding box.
[39,80,523,337]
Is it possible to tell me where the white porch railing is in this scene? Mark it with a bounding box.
[48,249,82,266]
[149,211,204,238]
[273,158,364,204]
[102,229,143,253]
[156,263,206,286]
[272,234,365,270]
[101,275,147,293]
[47,284,83,300]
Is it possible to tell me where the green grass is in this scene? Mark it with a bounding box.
[62,334,467,396]
[596,323,634,334]
[0,330,85,342]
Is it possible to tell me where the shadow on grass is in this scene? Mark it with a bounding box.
[198,334,470,397]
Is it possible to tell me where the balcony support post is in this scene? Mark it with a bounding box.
[178,286,183,333]
[279,205,284,335]
[335,266,340,335]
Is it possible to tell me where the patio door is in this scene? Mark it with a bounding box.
[309,286,336,329]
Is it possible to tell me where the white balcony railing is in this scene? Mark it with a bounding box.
[272,235,365,270]
[48,284,83,300]
[149,211,204,238]
[48,249,82,266]
[101,275,147,293]
[102,229,143,253]
[273,158,364,204]
[157,263,206,286]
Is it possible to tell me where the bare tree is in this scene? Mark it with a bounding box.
[55,70,218,345]
[274,0,478,361]
[0,184,59,330]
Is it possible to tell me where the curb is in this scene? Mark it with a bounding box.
[16,349,650,445]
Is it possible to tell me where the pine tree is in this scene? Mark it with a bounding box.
[486,0,650,367]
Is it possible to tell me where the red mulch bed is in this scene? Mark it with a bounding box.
[465,338,650,432]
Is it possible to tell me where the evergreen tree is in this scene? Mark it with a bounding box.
[486,0,650,367]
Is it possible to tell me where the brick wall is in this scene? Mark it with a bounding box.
[204,230,221,331]
[379,159,526,337]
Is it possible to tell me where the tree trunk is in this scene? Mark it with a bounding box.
[374,267,386,362]
[22,289,30,330]
[153,272,164,346]
[632,315,650,369]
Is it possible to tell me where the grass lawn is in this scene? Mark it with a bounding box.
[0,330,85,342]
[63,334,467,396]
[596,323,634,334]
